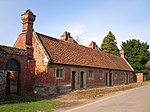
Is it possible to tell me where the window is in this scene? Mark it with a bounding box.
[56,68,64,78]
[88,70,94,79]
[99,71,103,80]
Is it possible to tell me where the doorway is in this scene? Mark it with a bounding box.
[80,72,84,89]
[125,73,129,84]
[106,72,113,86]
[109,72,113,86]
[6,59,20,96]
[106,72,108,86]
[71,71,76,91]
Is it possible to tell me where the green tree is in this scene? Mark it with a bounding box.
[145,60,150,72]
[121,39,150,73]
[101,31,119,56]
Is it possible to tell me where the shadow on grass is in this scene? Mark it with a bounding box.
[0,92,65,105]
[0,95,40,105]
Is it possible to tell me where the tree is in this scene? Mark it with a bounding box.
[101,31,119,56]
[121,39,150,73]
[145,60,150,72]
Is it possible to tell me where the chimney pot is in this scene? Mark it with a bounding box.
[120,49,125,58]
[21,9,36,33]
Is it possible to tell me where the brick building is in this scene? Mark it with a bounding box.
[0,9,135,98]
[0,45,28,99]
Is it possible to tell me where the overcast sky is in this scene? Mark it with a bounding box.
[0,0,150,49]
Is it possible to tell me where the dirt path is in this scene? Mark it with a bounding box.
[53,82,150,112]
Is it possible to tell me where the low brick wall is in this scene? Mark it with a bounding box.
[136,73,144,82]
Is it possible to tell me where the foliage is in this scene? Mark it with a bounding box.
[146,60,150,68]
[101,31,119,56]
[0,100,59,112]
[145,60,150,71]
[121,39,150,73]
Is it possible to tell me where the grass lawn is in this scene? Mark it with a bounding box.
[145,80,150,82]
[0,100,59,112]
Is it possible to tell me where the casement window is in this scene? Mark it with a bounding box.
[88,70,94,79]
[99,71,103,80]
[56,68,64,79]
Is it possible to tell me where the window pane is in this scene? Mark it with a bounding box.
[100,74,103,79]
[56,68,64,78]
[60,69,63,77]
[56,69,59,77]
[88,71,93,78]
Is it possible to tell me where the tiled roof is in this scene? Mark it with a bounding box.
[36,32,133,71]
[0,45,27,55]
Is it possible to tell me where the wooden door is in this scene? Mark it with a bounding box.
[72,71,76,91]
[80,72,84,88]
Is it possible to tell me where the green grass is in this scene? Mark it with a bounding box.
[0,100,59,112]
[145,80,150,82]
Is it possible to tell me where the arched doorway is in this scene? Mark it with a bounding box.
[6,59,20,95]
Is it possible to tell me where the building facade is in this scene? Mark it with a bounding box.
[0,10,135,98]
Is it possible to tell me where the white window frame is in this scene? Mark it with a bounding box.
[99,71,103,80]
[88,70,94,80]
[55,67,65,79]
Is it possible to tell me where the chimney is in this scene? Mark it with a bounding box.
[60,31,78,44]
[21,9,36,45]
[60,31,68,41]
[120,49,125,58]
[89,41,97,49]
[21,9,36,59]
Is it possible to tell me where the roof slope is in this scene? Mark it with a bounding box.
[36,32,133,71]
[0,45,27,55]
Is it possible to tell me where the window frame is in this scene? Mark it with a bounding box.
[55,67,65,79]
[99,71,103,80]
[88,70,94,80]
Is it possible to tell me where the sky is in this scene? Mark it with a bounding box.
[0,0,150,49]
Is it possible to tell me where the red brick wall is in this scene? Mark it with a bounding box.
[32,61,135,95]
[0,52,28,99]
[28,35,136,96]
[32,35,49,83]
[14,33,27,50]
[136,73,144,82]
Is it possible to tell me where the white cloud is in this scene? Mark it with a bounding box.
[64,24,85,35]
[64,23,86,44]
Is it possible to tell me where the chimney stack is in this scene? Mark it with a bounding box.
[21,9,36,59]
[89,41,98,49]
[120,49,125,58]
[14,9,36,60]
[60,31,68,41]
[21,9,36,45]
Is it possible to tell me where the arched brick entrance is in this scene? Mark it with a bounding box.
[6,59,20,95]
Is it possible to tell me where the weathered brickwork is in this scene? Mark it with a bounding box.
[32,62,135,96]
[0,9,136,99]
[0,46,28,100]
[14,33,27,50]
[136,73,144,82]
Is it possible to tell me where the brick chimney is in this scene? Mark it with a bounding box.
[60,31,69,41]
[21,9,36,45]
[120,49,125,58]
[20,9,36,59]
[89,41,98,49]
[60,31,78,44]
